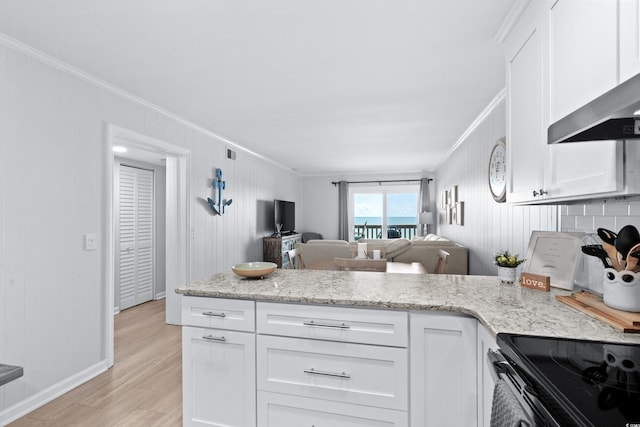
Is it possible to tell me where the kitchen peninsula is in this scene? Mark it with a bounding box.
[176,270,640,427]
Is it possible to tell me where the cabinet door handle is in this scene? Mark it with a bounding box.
[202,335,227,342]
[303,320,350,329]
[304,368,351,379]
[202,311,226,318]
[532,189,548,197]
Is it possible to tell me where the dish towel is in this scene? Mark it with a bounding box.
[490,378,535,427]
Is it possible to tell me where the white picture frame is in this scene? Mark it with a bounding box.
[521,231,585,290]
[455,201,464,225]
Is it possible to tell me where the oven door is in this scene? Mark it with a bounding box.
[487,349,561,427]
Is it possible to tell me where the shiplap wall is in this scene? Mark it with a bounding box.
[0,39,302,422]
[435,96,559,275]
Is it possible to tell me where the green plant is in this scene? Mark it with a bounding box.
[494,250,526,268]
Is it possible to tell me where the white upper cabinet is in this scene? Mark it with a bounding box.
[505,0,638,204]
[620,0,640,83]
[549,0,618,122]
[505,1,549,203]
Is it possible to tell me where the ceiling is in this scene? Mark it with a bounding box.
[0,0,516,176]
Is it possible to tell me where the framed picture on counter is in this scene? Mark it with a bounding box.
[521,231,585,290]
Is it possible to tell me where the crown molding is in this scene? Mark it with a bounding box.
[0,32,297,174]
[494,0,531,44]
[434,88,507,171]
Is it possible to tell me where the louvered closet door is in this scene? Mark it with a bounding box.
[118,165,154,311]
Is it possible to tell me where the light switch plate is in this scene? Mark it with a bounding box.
[84,233,97,251]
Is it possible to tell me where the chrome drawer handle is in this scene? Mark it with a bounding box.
[202,335,227,342]
[303,320,350,329]
[304,368,351,379]
[202,311,226,318]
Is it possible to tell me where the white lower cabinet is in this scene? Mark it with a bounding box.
[182,327,256,426]
[182,297,493,427]
[258,391,408,427]
[256,302,409,426]
[410,312,478,427]
[181,297,257,427]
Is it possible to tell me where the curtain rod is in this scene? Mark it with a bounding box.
[331,178,433,186]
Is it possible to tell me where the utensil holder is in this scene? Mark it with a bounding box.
[602,268,640,312]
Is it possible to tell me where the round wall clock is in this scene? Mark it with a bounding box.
[488,138,507,202]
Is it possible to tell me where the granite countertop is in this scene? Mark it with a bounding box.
[176,269,640,344]
[0,364,23,386]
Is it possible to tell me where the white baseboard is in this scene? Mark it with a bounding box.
[155,292,166,300]
[0,360,109,426]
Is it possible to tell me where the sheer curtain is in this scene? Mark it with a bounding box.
[338,181,349,241]
[418,178,431,235]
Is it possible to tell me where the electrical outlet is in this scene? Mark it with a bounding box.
[84,233,97,251]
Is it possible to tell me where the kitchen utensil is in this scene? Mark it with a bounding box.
[626,244,640,271]
[598,228,623,271]
[582,245,614,269]
[616,225,640,263]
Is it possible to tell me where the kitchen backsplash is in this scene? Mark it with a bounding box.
[561,196,640,293]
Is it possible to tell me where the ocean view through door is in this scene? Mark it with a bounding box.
[350,184,419,240]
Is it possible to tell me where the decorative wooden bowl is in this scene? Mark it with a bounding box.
[232,262,277,278]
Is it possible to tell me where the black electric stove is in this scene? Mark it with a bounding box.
[496,333,640,427]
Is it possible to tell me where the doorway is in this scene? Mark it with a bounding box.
[105,124,190,368]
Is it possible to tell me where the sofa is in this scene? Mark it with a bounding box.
[295,234,468,274]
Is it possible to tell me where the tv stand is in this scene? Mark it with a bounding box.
[263,233,301,268]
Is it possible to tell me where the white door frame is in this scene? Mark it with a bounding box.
[105,124,190,367]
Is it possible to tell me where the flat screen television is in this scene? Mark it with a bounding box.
[274,199,295,235]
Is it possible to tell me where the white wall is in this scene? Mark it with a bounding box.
[435,96,559,275]
[0,38,302,423]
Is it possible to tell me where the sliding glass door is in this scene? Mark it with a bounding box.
[350,184,418,240]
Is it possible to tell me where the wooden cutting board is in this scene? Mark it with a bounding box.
[556,291,640,333]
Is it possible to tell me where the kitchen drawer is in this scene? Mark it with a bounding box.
[257,335,408,410]
[181,296,255,331]
[256,302,408,347]
[257,391,408,427]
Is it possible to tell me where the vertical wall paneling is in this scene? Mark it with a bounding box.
[4,50,28,409]
[435,98,559,275]
[0,44,6,410]
[0,38,302,423]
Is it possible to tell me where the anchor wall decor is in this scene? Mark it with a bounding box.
[207,168,232,215]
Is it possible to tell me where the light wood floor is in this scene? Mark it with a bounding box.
[9,299,182,426]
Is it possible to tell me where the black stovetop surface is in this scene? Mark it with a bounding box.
[497,333,640,427]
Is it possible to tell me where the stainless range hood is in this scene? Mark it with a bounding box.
[548,72,640,144]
